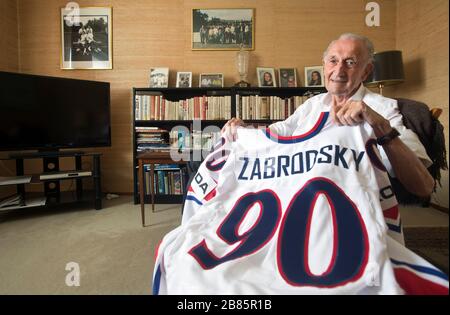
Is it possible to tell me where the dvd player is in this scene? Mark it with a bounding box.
[40,171,92,180]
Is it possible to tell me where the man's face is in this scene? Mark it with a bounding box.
[323,39,373,97]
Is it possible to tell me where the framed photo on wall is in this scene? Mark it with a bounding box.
[304,66,324,87]
[60,7,112,70]
[176,72,193,88]
[278,68,297,87]
[192,8,254,50]
[257,67,276,87]
[199,73,224,87]
[150,68,169,88]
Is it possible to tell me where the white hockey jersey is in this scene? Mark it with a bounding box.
[153,112,448,295]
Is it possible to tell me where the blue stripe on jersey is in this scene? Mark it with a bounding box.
[390,258,449,281]
[265,112,329,144]
[152,264,162,295]
[186,195,203,205]
[387,221,402,233]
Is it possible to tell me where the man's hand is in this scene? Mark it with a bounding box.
[330,96,392,137]
[330,96,433,197]
[221,117,246,141]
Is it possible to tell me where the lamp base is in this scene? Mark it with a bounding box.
[234,80,251,87]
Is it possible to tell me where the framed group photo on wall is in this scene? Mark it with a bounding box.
[60,7,112,70]
[192,8,254,50]
[304,66,324,87]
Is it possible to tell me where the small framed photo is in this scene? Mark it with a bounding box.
[199,73,224,88]
[60,7,113,70]
[176,72,192,88]
[304,66,324,87]
[257,67,276,87]
[150,68,169,88]
[278,68,297,87]
[192,8,255,50]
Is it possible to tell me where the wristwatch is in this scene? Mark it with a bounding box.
[376,128,400,145]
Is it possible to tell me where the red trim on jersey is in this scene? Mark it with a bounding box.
[276,177,370,288]
[304,191,338,278]
[394,268,449,295]
[266,112,327,140]
[216,189,282,246]
[383,205,399,220]
[154,239,163,263]
[204,188,217,201]
[235,200,263,239]
[188,186,194,193]
[188,190,282,270]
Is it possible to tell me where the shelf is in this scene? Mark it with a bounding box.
[135,119,281,126]
[0,196,46,212]
[4,151,101,160]
[135,119,228,125]
[0,176,32,186]
[134,87,231,101]
[32,170,92,182]
[45,190,97,206]
[134,194,184,204]
[0,191,97,212]
[132,86,328,205]
[244,119,283,123]
[1,152,103,210]
[134,87,231,93]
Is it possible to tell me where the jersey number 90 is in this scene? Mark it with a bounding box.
[189,177,369,288]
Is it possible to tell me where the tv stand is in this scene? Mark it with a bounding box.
[1,152,102,211]
[9,150,86,159]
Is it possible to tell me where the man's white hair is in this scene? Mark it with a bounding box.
[323,33,375,64]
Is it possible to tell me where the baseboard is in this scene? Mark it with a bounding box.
[430,202,449,214]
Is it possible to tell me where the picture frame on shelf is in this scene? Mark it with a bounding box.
[278,68,298,87]
[192,8,254,50]
[304,66,324,87]
[149,68,169,88]
[176,72,193,88]
[257,67,276,87]
[60,7,113,70]
[199,73,224,88]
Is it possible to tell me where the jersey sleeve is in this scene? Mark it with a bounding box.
[181,135,233,225]
[374,99,432,177]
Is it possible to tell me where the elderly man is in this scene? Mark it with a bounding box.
[222,33,434,198]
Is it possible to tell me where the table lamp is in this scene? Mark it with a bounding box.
[365,50,405,95]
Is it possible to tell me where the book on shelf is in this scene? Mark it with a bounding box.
[137,164,187,195]
[138,164,187,196]
[135,94,231,121]
[236,93,317,120]
[136,127,170,152]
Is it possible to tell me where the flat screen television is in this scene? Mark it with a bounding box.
[0,71,111,152]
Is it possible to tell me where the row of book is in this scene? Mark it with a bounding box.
[170,130,222,152]
[136,127,221,153]
[136,127,170,152]
[141,164,186,195]
[135,94,232,121]
[236,93,318,120]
